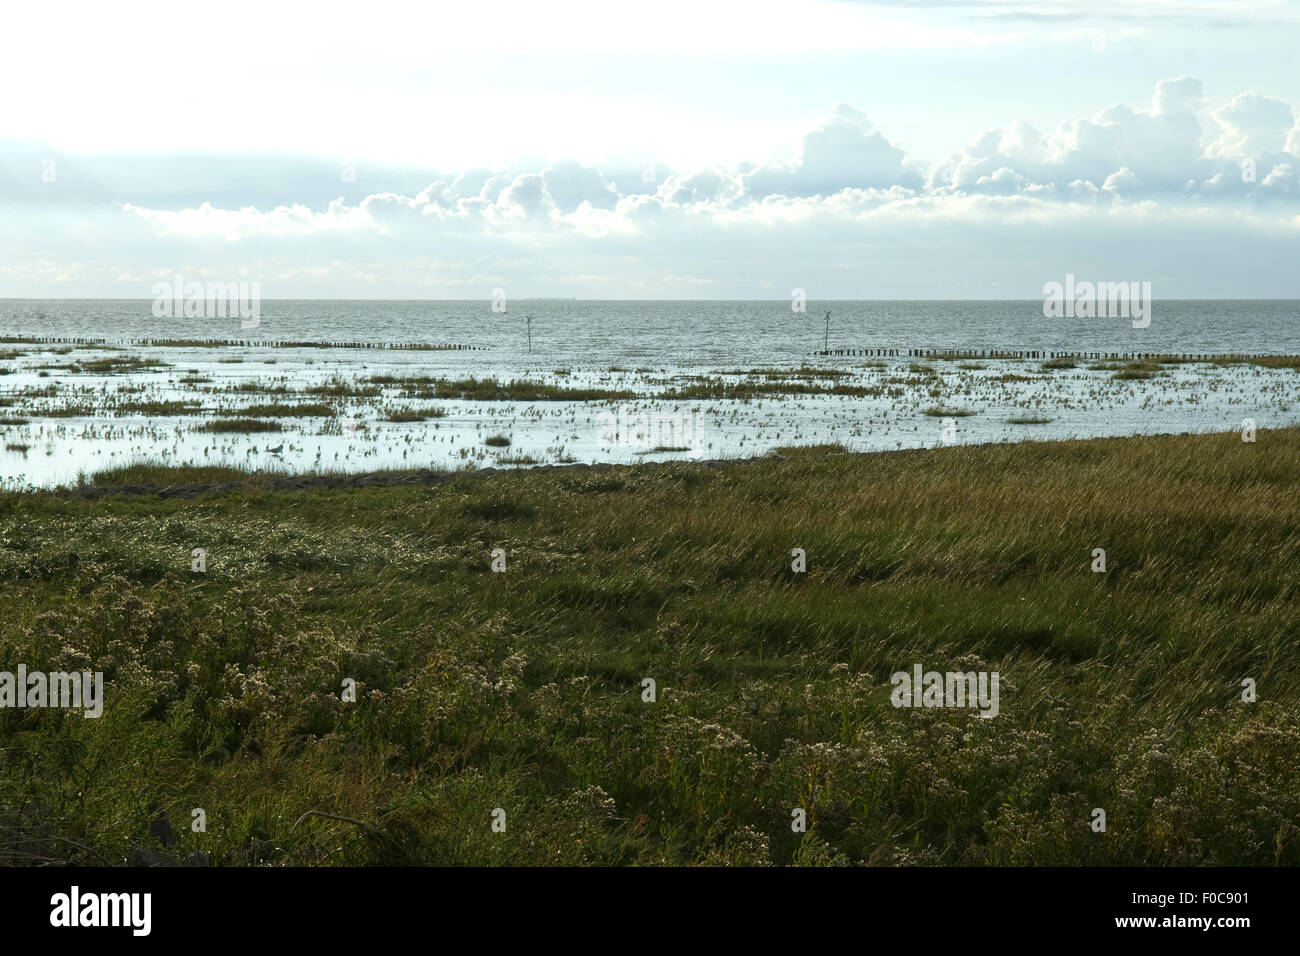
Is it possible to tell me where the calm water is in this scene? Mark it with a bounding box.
[3,299,1299,359]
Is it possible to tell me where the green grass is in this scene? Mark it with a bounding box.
[2,428,1299,866]
[90,463,270,486]
[198,418,284,434]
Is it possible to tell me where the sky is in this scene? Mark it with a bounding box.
[2,0,1300,299]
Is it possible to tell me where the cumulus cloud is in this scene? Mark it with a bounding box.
[102,79,1300,222]
[742,104,923,197]
[4,77,1299,297]
[1209,91,1298,157]
[541,160,619,213]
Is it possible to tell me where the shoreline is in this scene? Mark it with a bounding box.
[40,425,1295,500]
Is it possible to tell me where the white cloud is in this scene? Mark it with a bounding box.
[5,77,1300,297]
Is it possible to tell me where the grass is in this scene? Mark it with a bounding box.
[1250,356,1300,370]
[483,434,512,447]
[74,356,171,375]
[922,406,976,417]
[115,400,203,417]
[772,443,849,457]
[430,377,635,402]
[198,418,284,434]
[662,378,884,400]
[236,402,334,418]
[1,428,1299,866]
[384,407,446,423]
[1007,415,1054,425]
[90,463,270,486]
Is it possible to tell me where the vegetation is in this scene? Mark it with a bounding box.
[236,403,335,418]
[1,428,1298,865]
[198,419,284,434]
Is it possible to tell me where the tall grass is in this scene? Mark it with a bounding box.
[1,428,1298,865]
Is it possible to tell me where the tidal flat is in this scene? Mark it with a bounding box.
[0,340,1297,490]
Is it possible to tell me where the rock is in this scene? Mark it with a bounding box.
[128,847,181,867]
[149,812,177,847]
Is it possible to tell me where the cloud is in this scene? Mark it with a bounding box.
[1210,91,1299,157]
[541,160,620,213]
[742,104,923,198]
[4,77,1300,297]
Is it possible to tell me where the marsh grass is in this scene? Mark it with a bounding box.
[236,402,335,418]
[74,356,170,375]
[2,428,1299,866]
[432,377,635,402]
[384,407,446,423]
[663,378,884,400]
[198,418,284,434]
[90,463,273,485]
[772,443,849,457]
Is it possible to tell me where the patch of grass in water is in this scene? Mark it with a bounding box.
[435,377,636,402]
[384,407,446,423]
[236,402,334,418]
[199,418,284,434]
[91,462,266,486]
[74,356,171,374]
[115,400,203,416]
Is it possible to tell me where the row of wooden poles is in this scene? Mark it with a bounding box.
[814,348,1270,361]
[0,337,1273,362]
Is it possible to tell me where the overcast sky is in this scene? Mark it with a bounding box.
[3,0,1300,298]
